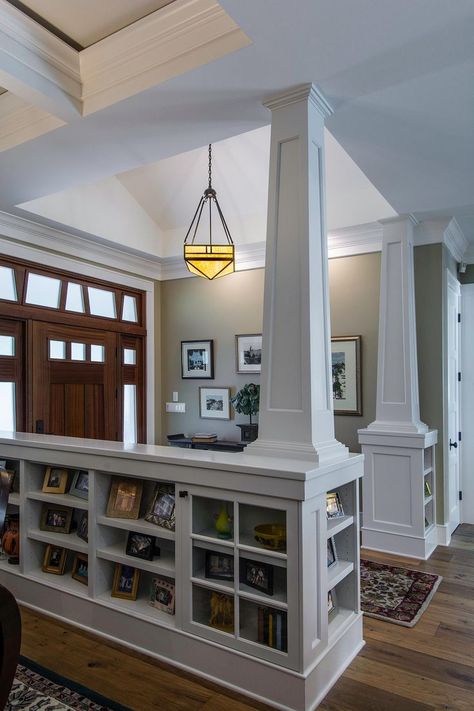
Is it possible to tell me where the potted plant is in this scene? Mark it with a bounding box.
[231,383,260,443]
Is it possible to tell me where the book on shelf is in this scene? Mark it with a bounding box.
[192,433,218,443]
[257,606,287,653]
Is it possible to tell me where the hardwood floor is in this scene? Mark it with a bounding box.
[19,525,474,711]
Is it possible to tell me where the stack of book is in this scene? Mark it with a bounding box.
[192,433,218,443]
[257,607,287,652]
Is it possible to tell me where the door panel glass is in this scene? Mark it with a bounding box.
[49,340,66,359]
[65,283,85,313]
[0,382,15,430]
[0,267,17,301]
[91,345,105,362]
[122,295,138,322]
[0,335,15,356]
[26,273,61,308]
[88,287,116,318]
[71,342,86,361]
[123,384,137,444]
[123,348,136,365]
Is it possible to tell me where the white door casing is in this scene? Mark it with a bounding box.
[461,283,474,524]
[446,270,461,533]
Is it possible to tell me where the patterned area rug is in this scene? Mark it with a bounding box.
[8,657,132,711]
[360,559,442,627]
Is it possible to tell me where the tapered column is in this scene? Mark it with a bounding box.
[248,84,347,463]
[369,216,427,433]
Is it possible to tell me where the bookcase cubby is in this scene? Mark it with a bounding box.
[0,433,363,711]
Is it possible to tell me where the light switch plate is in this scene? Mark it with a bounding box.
[166,402,186,413]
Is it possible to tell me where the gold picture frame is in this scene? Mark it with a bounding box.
[71,553,89,585]
[39,504,73,533]
[42,544,67,575]
[111,563,140,600]
[42,467,69,494]
[106,478,143,519]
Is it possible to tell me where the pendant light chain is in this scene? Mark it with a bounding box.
[208,143,212,190]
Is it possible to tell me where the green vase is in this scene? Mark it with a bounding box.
[215,504,232,539]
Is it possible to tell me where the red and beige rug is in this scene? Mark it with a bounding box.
[360,559,442,627]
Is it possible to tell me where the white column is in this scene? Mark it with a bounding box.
[248,84,347,463]
[369,216,427,433]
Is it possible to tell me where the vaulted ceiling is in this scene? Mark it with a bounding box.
[0,0,473,259]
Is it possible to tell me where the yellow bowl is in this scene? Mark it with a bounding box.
[254,523,286,550]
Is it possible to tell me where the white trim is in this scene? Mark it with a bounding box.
[327,222,383,258]
[79,0,251,115]
[435,523,451,547]
[0,231,156,445]
[415,218,468,263]
[0,93,64,152]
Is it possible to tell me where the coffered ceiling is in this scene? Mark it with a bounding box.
[6,0,175,48]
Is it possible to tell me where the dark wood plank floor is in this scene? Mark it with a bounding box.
[19,524,474,711]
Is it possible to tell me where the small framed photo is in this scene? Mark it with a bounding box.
[42,467,69,494]
[235,334,262,373]
[42,544,67,575]
[126,532,155,561]
[150,577,175,614]
[424,480,432,497]
[77,511,88,542]
[70,470,89,500]
[112,563,140,600]
[327,537,338,568]
[240,558,273,596]
[199,387,230,420]
[328,589,337,620]
[144,483,175,530]
[106,478,143,519]
[0,466,15,493]
[331,336,362,415]
[181,340,214,379]
[205,551,234,581]
[326,491,344,519]
[71,553,88,585]
[40,505,73,533]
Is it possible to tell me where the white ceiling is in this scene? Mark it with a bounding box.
[7,0,174,47]
[1,0,474,250]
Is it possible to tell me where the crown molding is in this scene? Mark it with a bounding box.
[0,92,64,152]
[415,217,468,262]
[80,0,251,115]
[444,218,469,263]
[264,83,334,118]
[327,222,383,258]
[0,0,81,119]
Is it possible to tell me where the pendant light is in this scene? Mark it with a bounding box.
[183,144,235,280]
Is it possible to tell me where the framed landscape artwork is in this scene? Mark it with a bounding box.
[331,336,362,416]
[235,334,262,373]
[199,387,230,420]
[181,340,214,379]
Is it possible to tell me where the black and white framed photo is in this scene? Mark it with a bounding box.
[199,387,230,420]
[126,531,155,561]
[69,470,89,500]
[181,340,214,379]
[327,537,338,568]
[205,550,234,581]
[235,334,262,373]
[77,511,88,542]
[240,558,273,596]
[328,589,337,620]
[331,336,362,415]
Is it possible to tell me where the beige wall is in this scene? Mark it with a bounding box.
[328,253,381,452]
[160,253,381,450]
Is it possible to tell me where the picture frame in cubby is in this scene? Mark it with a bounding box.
[240,558,273,596]
[40,504,73,534]
[144,483,175,530]
[126,532,155,561]
[42,467,69,495]
[69,470,89,500]
[42,544,67,575]
[150,576,175,614]
[71,553,88,585]
[112,563,140,600]
[205,550,234,582]
[328,589,337,621]
[106,478,143,520]
[327,537,338,568]
[77,511,88,542]
[326,491,344,519]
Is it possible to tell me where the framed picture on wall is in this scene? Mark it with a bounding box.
[181,340,214,379]
[235,334,262,373]
[331,336,362,416]
[199,387,231,420]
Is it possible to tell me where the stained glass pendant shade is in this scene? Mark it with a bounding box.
[184,144,235,280]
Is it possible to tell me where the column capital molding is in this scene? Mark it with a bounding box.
[263,83,334,119]
[378,214,416,228]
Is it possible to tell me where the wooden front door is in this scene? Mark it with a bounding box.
[31,322,118,440]
[0,319,25,431]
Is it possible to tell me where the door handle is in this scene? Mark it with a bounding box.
[449,439,458,450]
